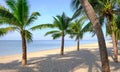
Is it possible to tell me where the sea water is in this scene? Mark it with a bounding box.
[0,40,97,56]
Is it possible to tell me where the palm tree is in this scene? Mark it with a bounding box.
[99,1,119,62]
[71,0,110,72]
[87,0,120,62]
[69,20,84,51]
[32,13,71,55]
[0,0,40,65]
[69,16,88,51]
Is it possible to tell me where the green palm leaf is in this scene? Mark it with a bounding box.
[16,0,29,24]
[26,12,40,27]
[0,5,19,26]
[5,0,17,12]
[52,32,62,39]
[0,27,17,36]
[45,30,60,36]
[31,24,54,30]
[25,30,32,43]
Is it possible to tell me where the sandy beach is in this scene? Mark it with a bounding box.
[0,42,120,72]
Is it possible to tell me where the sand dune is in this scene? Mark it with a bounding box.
[0,42,120,72]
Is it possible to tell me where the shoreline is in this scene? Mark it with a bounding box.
[0,40,98,57]
[0,41,112,59]
[0,42,119,72]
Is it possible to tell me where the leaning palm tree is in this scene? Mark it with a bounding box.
[32,13,71,55]
[71,0,110,72]
[0,0,40,65]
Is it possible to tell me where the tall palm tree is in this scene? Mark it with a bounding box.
[71,0,110,72]
[0,0,40,65]
[87,0,120,62]
[99,1,119,62]
[32,13,71,55]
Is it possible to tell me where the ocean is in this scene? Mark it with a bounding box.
[0,40,97,56]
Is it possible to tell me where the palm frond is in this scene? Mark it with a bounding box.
[52,32,62,39]
[71,0,81,10]
[0,26,17,37]
[53,16,63,30]
[45,30,60,36]
[0,5,18,26]
[6,0,17,12]
[71,7,84,19]
[0,17,18,26]
[82,22,93,33]
[25,30,32,43]
[53,13,72,30]
[26,12,40,27]
[16,0,29,24]
[31,24,54,30]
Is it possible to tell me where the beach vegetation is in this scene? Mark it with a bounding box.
[68,15,92,51]
[71,0,110,71]
[31,12,72,55]
[0,0,40,65]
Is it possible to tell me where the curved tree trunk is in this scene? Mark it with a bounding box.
[77,38,80,51]
[79,0,110,72]
[21,31,27,66]
[111,30,118,62]
[61,31,64,55]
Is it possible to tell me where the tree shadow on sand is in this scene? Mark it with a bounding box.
[0,49,103,72]
[0,48,120,72]
[0,60,35,72]
[107,47,120,72]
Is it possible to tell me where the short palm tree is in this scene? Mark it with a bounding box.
[71,0,110,71]
[69,16,89,51]
[0,0,40,65]
[69,20,84,51]
[32,13,71,55]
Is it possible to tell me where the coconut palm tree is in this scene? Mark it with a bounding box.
[69,16,90,51]
[99,1,120,62]
[69,20,84,51]
[32,13,71,55]
[71,0,110,72]
[0,0,40,65]
[88,0,120,62]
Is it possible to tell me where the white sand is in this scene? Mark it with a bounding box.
[0,42,120,72]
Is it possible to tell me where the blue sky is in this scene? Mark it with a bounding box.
[0,0,99,40]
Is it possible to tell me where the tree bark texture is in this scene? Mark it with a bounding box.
[77,38,80,51]
[79,0,110,72]
[111,25,118,62]
[61,31,64,55]
[21,31,27,66]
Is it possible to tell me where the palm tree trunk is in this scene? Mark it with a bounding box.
[21,31,27,66]
[111,29,118,62]
[79,0,110,72]
[77,38,80,51]
[61,31,64,55]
